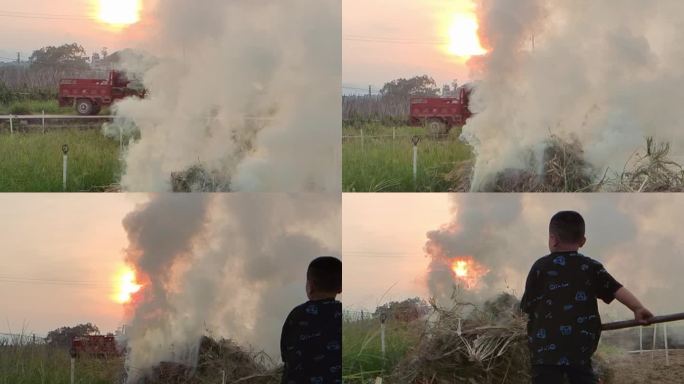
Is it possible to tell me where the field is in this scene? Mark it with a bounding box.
[343,315,422,383]
[342,308,684,384]
[0,343,123,384]
[0,128,121,192]
[342,123,473,192]
[0,99,87,116]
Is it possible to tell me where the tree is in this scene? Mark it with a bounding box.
[29,43,89,71]
[379,75,440,100]
[374,297,431,322]
[46,323,100,348]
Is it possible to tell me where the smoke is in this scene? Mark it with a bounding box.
[464,0,684,190]
[425,194,684,322]
[113,0,341,192]
[122,194,340,382]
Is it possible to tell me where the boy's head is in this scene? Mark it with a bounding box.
[549,211,586,251]
[306,256,342,300]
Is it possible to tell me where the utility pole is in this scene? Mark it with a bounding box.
[368,85,372,97]
[16,52,20,64]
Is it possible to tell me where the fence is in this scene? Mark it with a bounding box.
[0,114,114,135]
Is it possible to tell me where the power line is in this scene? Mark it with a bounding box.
[0,10,93,21]
[344,34,449,45]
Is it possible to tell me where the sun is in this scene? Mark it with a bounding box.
[446,12,487,58]
[113,266,142,304]
[98,0,141,26]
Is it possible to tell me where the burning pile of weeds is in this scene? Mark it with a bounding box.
[453,135,684,192]
[389,293,530,384]
[140,336,279,384]
[170,165,231,192]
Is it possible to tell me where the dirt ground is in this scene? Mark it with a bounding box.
[608,350,684,384]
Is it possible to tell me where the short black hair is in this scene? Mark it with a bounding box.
[307,256,342,293]
[549,211,585,243]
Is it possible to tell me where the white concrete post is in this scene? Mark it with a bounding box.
[42,110,45,134]
[664,324,669,366]
[70,357,75,384]
[411,136,421,186]
[62,144,69,191]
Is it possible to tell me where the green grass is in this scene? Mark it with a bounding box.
[0,100,74,115]
[0,344,123,384]
[343,123,473,192]
[343,318,423,383]
[0,129,121,191]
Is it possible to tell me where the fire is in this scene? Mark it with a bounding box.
[446,12,487,58]
[97,0,141,26]
[113,266,142,304]
[450,256,489,289]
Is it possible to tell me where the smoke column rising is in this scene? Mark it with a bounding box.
[425,194,684,322]
[115,0,341,192]
[464,0,684,189]
[122,194,340,382]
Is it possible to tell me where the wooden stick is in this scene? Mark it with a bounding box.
[602,312,684,331]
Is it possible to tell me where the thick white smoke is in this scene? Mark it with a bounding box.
[114,0,341,192]
[122,193,340,382]
[425,194,684,323]
[464,0,684,190]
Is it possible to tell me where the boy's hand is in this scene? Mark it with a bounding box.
[634,307,654,325]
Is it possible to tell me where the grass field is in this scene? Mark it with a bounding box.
[343,316,423,383]
[0,344,123,384]
[0,100,75,115]
[0,129,121,192]
[343,123,473,192]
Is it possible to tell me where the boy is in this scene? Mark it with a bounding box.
[521,211,653,384]
[281,256,342,384]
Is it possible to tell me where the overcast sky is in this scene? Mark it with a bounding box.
[343,194,684,323]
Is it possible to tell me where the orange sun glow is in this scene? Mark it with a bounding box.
[97,0,141,26]
[450,256,489,289]
[113,266,142,304]
[446,12,487,58]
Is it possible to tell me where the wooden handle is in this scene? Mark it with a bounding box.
[602,312,684,331]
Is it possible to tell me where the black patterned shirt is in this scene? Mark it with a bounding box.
[520,251,622,367]
[280,299,342,384]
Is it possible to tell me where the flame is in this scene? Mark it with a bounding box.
[97,0,141,26]
[450,256,489,289]
[113,266,142,304]
[446,12,487,58]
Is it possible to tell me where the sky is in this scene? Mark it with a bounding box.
[0,194,144,337]
[0,0,153,62]
[343,0,477,93]
[343,193,684,323]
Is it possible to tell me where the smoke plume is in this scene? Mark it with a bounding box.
[425,194,684,323]
[113,0,341,192]
[464,0,684,190]
[122,194,340,382]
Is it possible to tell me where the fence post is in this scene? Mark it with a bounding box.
[380,313,387,358]
[664,324,669,366]
[9,114,13,135]
[70,357,75,384]
[361,129,364,152]
[411,136,420,187]
[42,110,45,134]
[62,144,69,191]
[651,324,657,362]
[639,326,643,354]
[392,127,396,141]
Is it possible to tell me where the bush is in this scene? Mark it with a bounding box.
[8,102,31,115]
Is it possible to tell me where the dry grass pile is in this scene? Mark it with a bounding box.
[453,136,684,192]
[389,293,531,384]
[615,137,684,192]
[170,165,230,192]
[139,336,279,384]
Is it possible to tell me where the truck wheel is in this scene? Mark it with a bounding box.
[76,99,93,116]
[426,119,448,138]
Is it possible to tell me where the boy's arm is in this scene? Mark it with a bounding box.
[520,264,539,314]
[614,287,654,325]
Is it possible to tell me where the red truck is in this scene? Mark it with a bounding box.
[409,85,473,136]
[58,70,145,115]
[70,334,121,359]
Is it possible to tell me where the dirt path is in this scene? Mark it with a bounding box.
[607,350,684,384]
